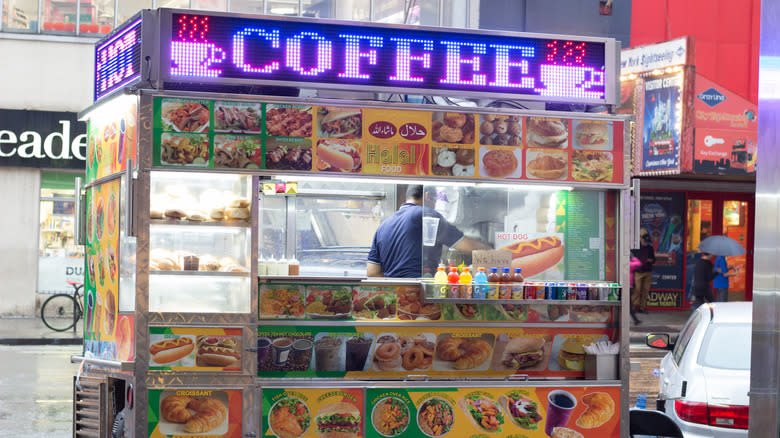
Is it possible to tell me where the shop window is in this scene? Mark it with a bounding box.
[2,0,39,32]
[301,0,370,21]
[42,0,80,34]
[266,0,298,16]
[38,172,84,295]
[77,0,115,35]
[442,0,469,28]
[117,0,151,26]
[229,0,264,14]
[156,0,191,9]
[373,0,406,23]
[190,0,226,11]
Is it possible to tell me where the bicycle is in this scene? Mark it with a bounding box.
[41,280,84,332]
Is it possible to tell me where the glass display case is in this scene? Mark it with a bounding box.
[148,171,252,313]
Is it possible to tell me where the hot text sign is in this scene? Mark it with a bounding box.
[159,9,616,104]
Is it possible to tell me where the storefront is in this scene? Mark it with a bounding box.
[620,37,757,310]
[0,109,86,314]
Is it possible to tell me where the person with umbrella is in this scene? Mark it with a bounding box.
[698,235,745,302]
[692,252,717,308]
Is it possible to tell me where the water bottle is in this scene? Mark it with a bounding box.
[636,393,647,409]
[473,267,488,299]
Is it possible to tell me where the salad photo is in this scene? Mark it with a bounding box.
[269,396,311,438]
[352,287,397,320]
[372,397,410,437]
[499,390,543,430]
[458,393,504,433]
[417,397,454,437]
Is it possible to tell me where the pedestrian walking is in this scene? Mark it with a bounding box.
[692,253,717,309]
[713,255,736,302]
[629,256,642,324]
[631,230,655,314]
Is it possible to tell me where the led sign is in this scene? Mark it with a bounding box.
[94,16,143,101]
[161,11,616,104]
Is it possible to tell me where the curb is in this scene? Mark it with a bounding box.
[0,338,82,346]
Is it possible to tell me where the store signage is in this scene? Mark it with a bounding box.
[0,109,86,169]
[638,191,685,291]
[620,37,689,75]
[697,87,727,107]
[159,10,616,104]
[94,16,143,101]
[640,72,683,173]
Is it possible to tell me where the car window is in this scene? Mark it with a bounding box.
[673,311,701,364]
[698,323,752,370]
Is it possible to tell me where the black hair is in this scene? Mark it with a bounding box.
[406,184,423,201]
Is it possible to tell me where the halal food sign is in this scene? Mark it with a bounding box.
[161,10,615,104]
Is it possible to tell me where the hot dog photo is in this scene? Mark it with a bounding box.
[498,234,565,279]
[195,335,242,368]
[149,335,196,366]
[315,139,362,172]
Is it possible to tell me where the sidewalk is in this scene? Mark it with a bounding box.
[0,309,690,346]
[0,316,82,345]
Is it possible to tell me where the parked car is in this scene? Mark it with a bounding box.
[646,302,751,437]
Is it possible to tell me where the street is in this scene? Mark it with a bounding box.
[0,345,81,438]
[0,342,663,436]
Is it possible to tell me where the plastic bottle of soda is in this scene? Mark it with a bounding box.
[434,265,448,298]
[473,267,488,299]
[486,268,500,299]
[499,267,513,299]
[459,267,473,299]
[447,267,461,298]
[511,268,525,299]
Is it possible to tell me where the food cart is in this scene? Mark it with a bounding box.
[74,8,632,438]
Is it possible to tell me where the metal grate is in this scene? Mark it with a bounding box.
[73,375,107,438]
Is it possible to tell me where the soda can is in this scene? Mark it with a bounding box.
[524,282,536,300]
[576,283,588,300]
[587,284,600,300]
[544,282,555,300]
[608,283,621,301]
[566,283,578,300]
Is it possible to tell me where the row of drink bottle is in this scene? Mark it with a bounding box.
[433,265,620,301]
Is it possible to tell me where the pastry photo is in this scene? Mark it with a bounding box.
[479,114,522,146]
[431,112,476,144]
[433,334,494,371]
[159,391,229,435]
[479,147,521,178]
[526,117,568,148]
[526,150,567,180]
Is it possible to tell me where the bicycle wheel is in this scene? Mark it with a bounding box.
[41,294,78,331]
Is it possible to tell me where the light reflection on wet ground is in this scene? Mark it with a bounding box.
[0,345,81,438]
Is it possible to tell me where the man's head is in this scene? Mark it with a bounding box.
[641,233,652,244]
[406,185,424,204]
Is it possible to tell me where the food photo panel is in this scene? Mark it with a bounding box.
[573,120,613,150]
[479,114,523,146]
[490,333,552,373]
[257,332,315,374]
[433,333,494,372]
[525,149,568,180]
[431,145,476,177]
[431,111,476,144]
[525,117,569,148]
[265,104,312,137]
[213,101,262,133]
[478,147,522,178]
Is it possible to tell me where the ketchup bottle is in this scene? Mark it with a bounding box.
[499,267,513,299]
[447,267,460,298]
[486,268,500,299]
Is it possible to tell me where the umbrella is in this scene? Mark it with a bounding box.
[698,235,746,256]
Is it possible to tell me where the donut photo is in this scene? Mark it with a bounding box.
[431,112,476,144]
[431,146,476,177]
[479,114,522,146]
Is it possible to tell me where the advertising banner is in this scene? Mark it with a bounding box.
[638,191,685,291]
[260,386,620,438]
[620,37,691,75]
[256,323,614,379]
[149,327,243,371]
[148,388,242,438]
[261,388,364,438]
[640,72,683,173]
[84,179,121,359]
[692,74,758,175]
[86,94,138,183]
[0,109,87,170]
[152,97,626,186]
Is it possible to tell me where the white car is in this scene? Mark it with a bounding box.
[646,302,751,437]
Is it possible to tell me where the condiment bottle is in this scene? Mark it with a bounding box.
[447,267,460,299]
[499,267,513,299]
[258,257,267,276]
[486,268,500,299]
[434,265,448,298]
[287,258,300,276]
[512,268,525,299]
[459,267,473,299]
[473,267,488,299]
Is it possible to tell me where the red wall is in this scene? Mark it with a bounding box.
[631,0,761,104]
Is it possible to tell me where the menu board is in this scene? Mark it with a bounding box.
[260,386,620,438]
[84,179,121,360]
[148,388,242,438]
[152,97,625,185]
[259,284,614,324]
[261,388,364,438]
[86,94,138,183]
[148,327,243,371]
[256,324,614,379]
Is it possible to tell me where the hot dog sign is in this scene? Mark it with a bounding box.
[495,233,565,279]
[156,9,616,104]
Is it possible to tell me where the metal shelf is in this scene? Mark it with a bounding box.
[150,270,249,277]
[150,219,250,228]
[422,297,619,305]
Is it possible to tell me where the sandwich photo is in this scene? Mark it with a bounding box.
[313,402,361,438]
[526,152,567,180]
[457,393,504,433]
[526,118,568,148]
[318,107,362,139]
[500,337,545,370]
[557,338,586,371]
[574,121,610,149]
[498,390,543,430]
[316,140,362,172]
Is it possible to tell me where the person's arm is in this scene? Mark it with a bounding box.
[647,245,655,264]
[452,236,492,253]
[366,262,384,277]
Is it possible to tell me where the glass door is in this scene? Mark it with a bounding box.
[685,199,713,303]
[721,199,750,301]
